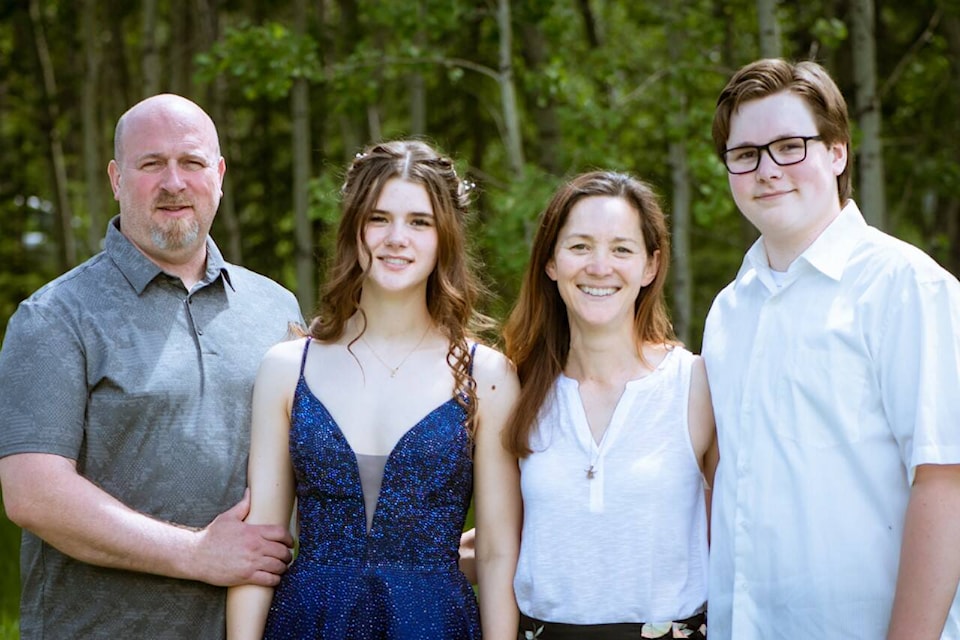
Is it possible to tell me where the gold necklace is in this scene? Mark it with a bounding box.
[361,327,431,378]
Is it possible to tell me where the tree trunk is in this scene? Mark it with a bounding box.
[409,0,427,136]
[666,12,692,346]
[107,0,133,110]
[29,0,76,272]
[851,0,886,229]
[336,0,363,157]
[82,0,104,253]
[497,0,525,177]
[196,0,243,264]
[756,0,782,58]
[464,0,488,186]
[934,5,960,275]
[576,0,600,49]
[520,19,561,175]
[292,0,315,315]
[141,0,160,96]
[170,0,189,95]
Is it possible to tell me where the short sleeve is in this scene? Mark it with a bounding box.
[0,299,89,459]
[878,268,960,483]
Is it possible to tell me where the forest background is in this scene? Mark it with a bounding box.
[3,0,960,636]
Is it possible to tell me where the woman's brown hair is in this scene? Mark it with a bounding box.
[502,171,677,457]
[309,140,489,431]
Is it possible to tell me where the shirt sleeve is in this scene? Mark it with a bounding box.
[878,265,960,482]
[0,298,89,460]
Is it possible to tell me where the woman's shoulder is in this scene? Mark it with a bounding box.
[469,342,520,391]
[263,335,311,362]
[470,342,514,373]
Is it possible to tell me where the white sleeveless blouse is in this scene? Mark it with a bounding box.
[514,346,708,624]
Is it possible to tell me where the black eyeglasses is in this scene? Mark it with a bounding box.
[722,135,823,174]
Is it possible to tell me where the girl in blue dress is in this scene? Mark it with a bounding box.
[226,140,521,639]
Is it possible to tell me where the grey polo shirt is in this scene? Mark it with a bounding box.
[0,217,303,639]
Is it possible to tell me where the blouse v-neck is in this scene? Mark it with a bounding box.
[557,346,677,453]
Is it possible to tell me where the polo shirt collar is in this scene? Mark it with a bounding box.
[104,216,233,294]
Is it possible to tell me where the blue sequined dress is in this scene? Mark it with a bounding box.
[262,339,481,639]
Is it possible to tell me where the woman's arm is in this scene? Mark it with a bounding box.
[473,344,523,640]
[688,356,718,536]
[226,341,301,640]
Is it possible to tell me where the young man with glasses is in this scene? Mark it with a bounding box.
[702,58,960,639]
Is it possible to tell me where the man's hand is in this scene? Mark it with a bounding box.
[459,527,477,584]
[193,489,294,587]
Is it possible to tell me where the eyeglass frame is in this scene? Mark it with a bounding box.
[721,135,823,175]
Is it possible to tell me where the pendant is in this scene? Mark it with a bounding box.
[586,465,596,480]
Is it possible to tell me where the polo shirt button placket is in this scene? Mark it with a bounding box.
[185,296,203,336]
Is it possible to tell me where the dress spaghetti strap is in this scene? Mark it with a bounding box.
[467,342,478,376]
[299,337,312,377]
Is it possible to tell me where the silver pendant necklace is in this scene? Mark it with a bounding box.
[361,327,430,378]
[585,428,611,480]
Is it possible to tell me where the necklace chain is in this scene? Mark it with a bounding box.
[585,422,614,480]
[361,327,430,378]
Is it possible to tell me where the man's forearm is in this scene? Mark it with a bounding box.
[1,452,205,579]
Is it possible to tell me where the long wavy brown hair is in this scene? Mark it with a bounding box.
[502,171,677,457]
[309,140,489,431]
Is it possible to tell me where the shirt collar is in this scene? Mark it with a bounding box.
[104,216,234,294]
[796,200,868,281]
[736,200,868,289]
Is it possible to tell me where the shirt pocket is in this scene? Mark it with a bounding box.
[775,344,868,448]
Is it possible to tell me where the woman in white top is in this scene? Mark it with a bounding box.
[501,171,717,639]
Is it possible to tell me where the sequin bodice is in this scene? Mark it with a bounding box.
[290,378,473,569]
[263,344,480,639]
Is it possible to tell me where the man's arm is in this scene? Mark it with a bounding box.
[0,452,292,587]
[887,463,960,639]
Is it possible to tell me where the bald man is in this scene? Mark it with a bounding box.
[0,95,303,639]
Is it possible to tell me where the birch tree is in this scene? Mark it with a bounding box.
[29,0,75,271]
[292,0,315,314]
[498,0,525,177]
[141,0,160,96]
[757,0,782,58]
[666,5,693,345]
[851,0,886,229]
[82,0,104,253]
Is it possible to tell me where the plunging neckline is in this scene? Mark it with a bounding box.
[295,375,459,533]
[298,374,457,460]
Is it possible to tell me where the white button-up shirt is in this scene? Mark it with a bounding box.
[703,201,960,639]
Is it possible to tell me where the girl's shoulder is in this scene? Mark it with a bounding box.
[469,342,520,390]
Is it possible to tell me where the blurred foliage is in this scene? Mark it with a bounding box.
[1,2,957,343]
[0,503,20,639]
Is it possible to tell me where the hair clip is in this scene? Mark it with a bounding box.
[460,180,477,195]
[355,151,366,159]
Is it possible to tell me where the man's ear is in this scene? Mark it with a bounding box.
[108,160,122,200]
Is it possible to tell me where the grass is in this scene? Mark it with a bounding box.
[0,501,20,640]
